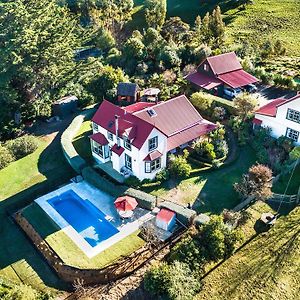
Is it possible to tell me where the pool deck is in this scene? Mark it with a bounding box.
[35,181,153,258]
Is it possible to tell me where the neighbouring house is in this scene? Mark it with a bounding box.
[186,52,258,95]
[117,82,140,103]
[90,95,217,180]
[253,94,300,145]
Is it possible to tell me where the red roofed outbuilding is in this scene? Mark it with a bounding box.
[156,208,176,231]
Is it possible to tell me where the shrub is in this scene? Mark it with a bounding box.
[289,146,300,161]
[168,150,192,178]
[0,145,14,170]
[213,140,228,158]
[193,140,216,161]
[155,168,170,182]
[212,106,226,121]
[190,92,213,113]
[124,175,141,188]
[5,135,39,160]
[144,262,170,296]
[212,159,222,169]
[125,188,157,210]
[3,284,39,300]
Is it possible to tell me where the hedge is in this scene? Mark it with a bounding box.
[124,188,157,210]
[160,201,196,226]
[61,108,96,174]
[82,166,126,197]
[194,214,210,227]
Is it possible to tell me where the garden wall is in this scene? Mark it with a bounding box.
[61,108,96,174]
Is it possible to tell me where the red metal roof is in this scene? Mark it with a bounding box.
[143,150,163,161]
[89,132,109,145]
[252,118,263,125]
[217,69,258,88]
[255,98,287,117]
[167,121,217,151]
[111,144,125,156]
[124,102,156,113]
[207,52,242,75]
[186,71,222,90]
[92,100,154,149]
[156,208,176,222]
[134,95,208,137]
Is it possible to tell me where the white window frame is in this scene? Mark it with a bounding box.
[123,137,131,150]
[203,63,208,72]
[287,108,300,124]
[145,158,161,173]
[148,136,158,152]
[93,122,99,132]
[125,154,132,170]
[286,127,299,142]
[92,141,103,157]
[107,131,113,141]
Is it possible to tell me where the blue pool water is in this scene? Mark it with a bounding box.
[48,190,119,247]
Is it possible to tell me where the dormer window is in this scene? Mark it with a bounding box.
[149,136,158,152]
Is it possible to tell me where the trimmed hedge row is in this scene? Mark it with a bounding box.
[160,201,196,226]
[61,108,96,174]
[82,166,127,197]
[125,188,157,210]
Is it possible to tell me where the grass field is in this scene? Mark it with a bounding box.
[196,206,300,300]
[0,133,75,293]
[142,145,257,214]
[22,203,145,269]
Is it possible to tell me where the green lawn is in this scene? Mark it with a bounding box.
[72,120,93,164]
[0,134,75,292]
[22,203,145,269]
[224,0,300,56]
[142,145,257,214]
[196,206,300,300]
[272,164,300,195]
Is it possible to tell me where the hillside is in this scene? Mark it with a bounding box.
[196,206,300,300]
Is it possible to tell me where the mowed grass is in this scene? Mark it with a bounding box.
[196,206,300,300]
[0,134,75,292]
[224,0,300,56]
[142,145,257,214]
[22,203,145,269]
[72,120,93,164]
[272,164,300,195]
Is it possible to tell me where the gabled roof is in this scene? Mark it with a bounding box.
[144,150,163,161]
[185,71,222,90]
[117,83,139,97]
[206,52,242,75]
[92,100,154,149]
[111,144,125,156]
[156,208,176,222]
[89,132,109,145]
[134,95,205,137]
[218,69,258,89]
[255,95,300,117]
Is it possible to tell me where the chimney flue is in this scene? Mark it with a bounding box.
[115,115,120,147]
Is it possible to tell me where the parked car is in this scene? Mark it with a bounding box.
[223,87,242,99]
[243,84,257,93]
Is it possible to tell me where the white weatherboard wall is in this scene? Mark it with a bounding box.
[91,122,168,180]
[255,100,300,145]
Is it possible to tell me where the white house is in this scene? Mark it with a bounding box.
[90,95,217,180]
[253,94,300,145]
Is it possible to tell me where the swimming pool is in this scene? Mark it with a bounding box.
[48,190,119,247]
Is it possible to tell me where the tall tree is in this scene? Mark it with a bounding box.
[233,93,259,121]
[0,0,79,130]
[145,0,167,29]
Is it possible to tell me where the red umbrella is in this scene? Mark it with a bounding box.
[114,196,138,211]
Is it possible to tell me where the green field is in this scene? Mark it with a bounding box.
[142,145,257,214]
[196,206,300,300]
[22,203,145,269]
[0,134,75,293]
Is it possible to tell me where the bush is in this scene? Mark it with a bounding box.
[3,284,39,300]
[290,146,300,161]
[193,140,216,161]
[124,175,141,188]
[5,135,39,160]
[125,188,157,210]
[155,168,170,182]
[190,92,213,113]
[168,150,192,178]
[212,159,222,169]
[0,145,14,170]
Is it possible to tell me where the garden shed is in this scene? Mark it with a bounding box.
[156,208,176,231]
[117,82,140,103]
[52,95,78,118]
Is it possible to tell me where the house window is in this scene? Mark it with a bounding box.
[107,131,113,141]
[148,136,158,152]
[145,158,161,173]
[92,141,103,157]
[125,154,132,170]
[203,63,208,72]
[286,128,299,142]
[93,122,99,132]
[124,137,131,150]
[286,108,300,124]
